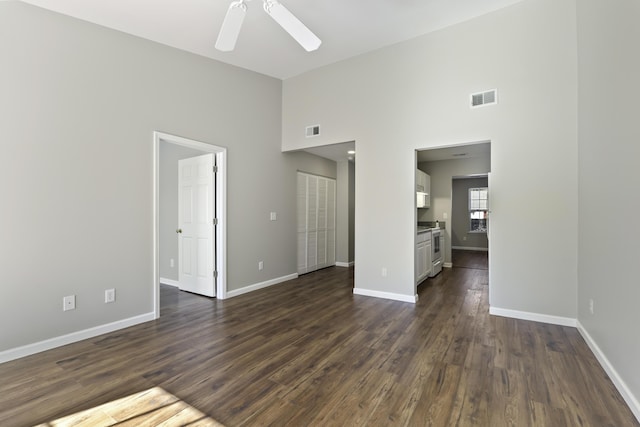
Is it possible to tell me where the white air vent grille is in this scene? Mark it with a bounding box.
[305,125,320,138]
[470,89,498,108]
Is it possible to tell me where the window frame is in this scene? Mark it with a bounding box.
[468,187,488,233]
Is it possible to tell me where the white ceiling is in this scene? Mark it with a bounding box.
[19,0,525,80]
[302,141,355,163]
[417,142,491,163]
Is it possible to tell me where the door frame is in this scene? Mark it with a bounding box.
[414,140,491,298]
[153,131,227,318]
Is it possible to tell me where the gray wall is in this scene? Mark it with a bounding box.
[577,0,640,413]
[451,177,489,250]
[0,2,333,353]
[336,160,355,265]
[418,157,491,265]
[283,0,579,318]
[159,142,337,290]
[348,161,355,262]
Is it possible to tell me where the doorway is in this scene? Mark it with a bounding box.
[451,175,489,268]
[415,141,491,293]
[153,132,227,319]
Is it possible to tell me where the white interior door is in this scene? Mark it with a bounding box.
[178,153,215,297]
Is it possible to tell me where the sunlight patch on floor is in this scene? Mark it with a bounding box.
[33,387,224,427]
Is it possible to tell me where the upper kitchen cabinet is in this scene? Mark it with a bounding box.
[416,169,431,208]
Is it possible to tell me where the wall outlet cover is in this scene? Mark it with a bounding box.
[105,289,116,303]
[63,295,76,311]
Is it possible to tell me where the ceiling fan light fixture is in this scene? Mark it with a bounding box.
[215,0,247,52]
[262,0,321,52]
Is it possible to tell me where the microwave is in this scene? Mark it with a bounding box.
[416,192,430,208]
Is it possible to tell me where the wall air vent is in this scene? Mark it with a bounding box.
[305,125,320,138]
[470,89,498,108]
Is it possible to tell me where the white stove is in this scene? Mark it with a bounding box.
[429,228,442,277]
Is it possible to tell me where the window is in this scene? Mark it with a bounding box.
[469,187,488,232]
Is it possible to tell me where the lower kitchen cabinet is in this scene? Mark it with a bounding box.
[416,231,432,284]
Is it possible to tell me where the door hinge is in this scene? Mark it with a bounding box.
[213,218,218,225]
[214,270,218,279]
[213,165,218,173]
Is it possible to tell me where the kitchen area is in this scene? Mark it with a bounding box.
[415,167,443,284]
[415,143,491,286]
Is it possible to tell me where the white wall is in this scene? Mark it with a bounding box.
[577,0,640,417]
[0,2,333,354]
[336,160,355,265]
[283,0,578,313]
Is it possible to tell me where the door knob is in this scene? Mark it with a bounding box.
[176,228,182,234]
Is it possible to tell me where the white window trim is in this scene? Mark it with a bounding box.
[469,187,489,233]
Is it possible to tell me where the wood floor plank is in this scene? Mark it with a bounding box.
[406,362,463,426]
[0,255,637,426]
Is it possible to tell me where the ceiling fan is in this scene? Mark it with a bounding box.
[215,0,322,52]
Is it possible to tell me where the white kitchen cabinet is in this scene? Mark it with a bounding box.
[297,172,336,275]
[416,231,432,284]
[416,169,431,208]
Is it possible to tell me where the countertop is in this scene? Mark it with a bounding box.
[417,226,441,234]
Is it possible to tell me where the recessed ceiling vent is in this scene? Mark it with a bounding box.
[305,125,320,138]
[470,89,498,108]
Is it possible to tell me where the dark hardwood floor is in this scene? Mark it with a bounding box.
[0,259,637,426]
[452,249,488,270]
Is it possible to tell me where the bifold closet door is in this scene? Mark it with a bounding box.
[297,172,336,275]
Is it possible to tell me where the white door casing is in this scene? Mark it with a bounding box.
[178,153,215,297]
[153,131,227,319]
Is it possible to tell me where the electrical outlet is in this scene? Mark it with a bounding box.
[270,212,277,221]
[258,261,264,271]
[589,299,594,314]
[63,295,76,311]
[463,236,467,241]
[105,288,116,303]
[170,258,175,268]
[382,267,388,277]
[443,213,448,219]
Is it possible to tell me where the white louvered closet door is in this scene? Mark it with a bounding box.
[325,179,336,267]
[297,172,336,275]
[297,173,309,274]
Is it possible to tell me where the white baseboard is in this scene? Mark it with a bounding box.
[577,321,640,423]
[452,246,489,251]
[335,261,354,267]
[489,306,577,327]
[226,273,298,299]
[0,312,155,365]
[443,262,453,268]
[353,287,418,303]
[160,277,180,287]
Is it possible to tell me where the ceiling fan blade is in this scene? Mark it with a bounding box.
[263,0,321,52]
[215,0,247,52]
